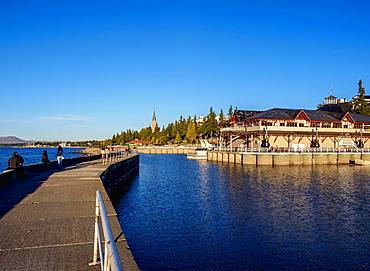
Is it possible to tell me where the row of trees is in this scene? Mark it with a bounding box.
[108,105,237,146]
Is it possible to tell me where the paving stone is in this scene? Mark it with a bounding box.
[0,158,139,270]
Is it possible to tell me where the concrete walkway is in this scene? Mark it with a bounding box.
[0,159,139,271]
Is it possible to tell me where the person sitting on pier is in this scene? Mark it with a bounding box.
[7,152,25,179]
[42,150,50,168]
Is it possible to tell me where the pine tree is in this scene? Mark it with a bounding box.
[186,121,197,143]
[193,116,198,142]
[353,80,370,115]
[199,107,219,139]
[219,109,224,124]
[159,128,168,144]
[174,132,182,144]
[228,105,233,119]
[119,132,125,145]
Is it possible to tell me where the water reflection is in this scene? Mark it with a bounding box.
[116,155,370,271]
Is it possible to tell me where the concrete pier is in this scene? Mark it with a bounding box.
[273,154,290,166]
[0,156,139,270]
[207,151,370,166]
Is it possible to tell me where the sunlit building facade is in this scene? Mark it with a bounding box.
[221,108,370,149]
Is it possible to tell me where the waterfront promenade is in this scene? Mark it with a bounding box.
[0,157,139,270]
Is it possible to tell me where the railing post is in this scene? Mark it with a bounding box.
[89,193,104,269]
[104,242,109,271]
[92,196,100,264]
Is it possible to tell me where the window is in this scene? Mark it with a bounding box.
[261,121,273,126]
[343,125,348,128]
[322,123,331,128]
[287,122,297,127]
[311,122,320,127]
[333,123,342,128]
[354,124,363,129]
[299,123,304,127]
[280,123,285,126]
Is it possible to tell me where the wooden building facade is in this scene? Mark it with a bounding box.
[220,108,370,150]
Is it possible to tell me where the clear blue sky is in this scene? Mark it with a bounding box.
[1,0,370,141]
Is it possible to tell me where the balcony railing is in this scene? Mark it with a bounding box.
[211,147,370,153]
[220,125,370,134]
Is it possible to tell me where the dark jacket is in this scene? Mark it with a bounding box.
[42,152,49,163]
[8,154,24,169]
[56,147,63,157]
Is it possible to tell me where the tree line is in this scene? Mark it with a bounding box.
[107,105,237,146]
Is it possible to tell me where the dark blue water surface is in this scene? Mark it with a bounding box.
[116,154,370,271]
[0,147,84,172]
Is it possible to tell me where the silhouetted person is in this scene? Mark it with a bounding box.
[7,152,25,179]
[56,145,64,166]
[42,150,50,168]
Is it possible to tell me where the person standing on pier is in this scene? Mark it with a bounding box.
[56,145,64,166]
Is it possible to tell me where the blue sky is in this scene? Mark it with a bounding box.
[1,0,370,140]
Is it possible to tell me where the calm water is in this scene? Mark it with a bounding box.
[116,154,370,271]
[0,147,84,172]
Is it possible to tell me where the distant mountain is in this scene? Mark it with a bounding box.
[0,136,29,145]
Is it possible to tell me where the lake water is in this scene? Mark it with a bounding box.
[0,147,84,172]
[116,154,370,271]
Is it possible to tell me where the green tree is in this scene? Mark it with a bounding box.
[228,105,233,119]
[186,121,197,143]
[353,80,370,115]
[174,132,182,144]
[193,115,198,138]
[159,128,168,144]
[219,109,225,124]
[199,107,219,139]
[118,132,125,145]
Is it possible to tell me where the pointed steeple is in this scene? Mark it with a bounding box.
[151,110,158,133]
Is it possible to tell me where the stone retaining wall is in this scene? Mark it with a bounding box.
[100,155,140,200]
[207,151,369,166]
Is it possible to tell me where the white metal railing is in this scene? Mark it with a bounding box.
[213,147,370,153]
[101,150,129,165]
[89,190,123,271]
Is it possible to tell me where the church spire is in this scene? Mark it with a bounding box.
[151,110,158,133]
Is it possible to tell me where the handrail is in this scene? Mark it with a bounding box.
[89,190,123,271]
[101,150,129,165]
[213,147,370,153]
